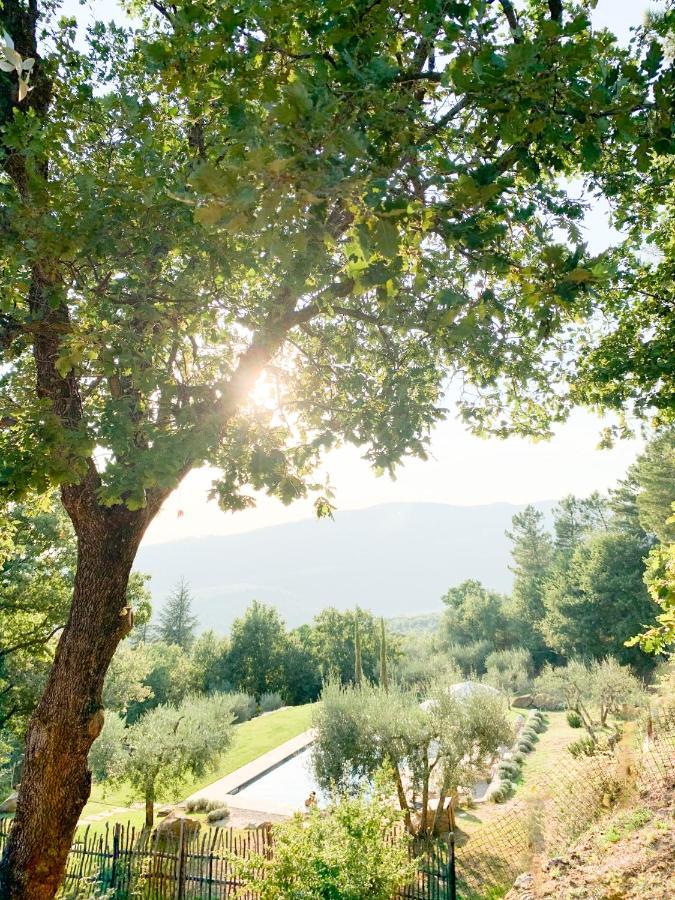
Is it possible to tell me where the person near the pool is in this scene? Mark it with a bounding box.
[304,791,317,809]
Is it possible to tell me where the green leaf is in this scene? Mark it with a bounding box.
[566,268,594,283]
[194,202,227,225]
[372,219,399,259]
[642,40,663,77]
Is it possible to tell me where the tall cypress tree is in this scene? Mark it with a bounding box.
[354,613,363,688]
[379,617,388,691]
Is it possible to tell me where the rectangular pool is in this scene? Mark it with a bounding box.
[230,747,326,811]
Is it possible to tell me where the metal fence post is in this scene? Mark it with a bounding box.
[177,819,186,900]
[110,823,120,890]
[448,831,456,900]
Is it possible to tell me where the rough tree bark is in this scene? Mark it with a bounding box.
[145,777,156,828]
[0,504,153,899]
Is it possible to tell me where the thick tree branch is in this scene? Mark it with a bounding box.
[0,625,62,660]
[497,0,520,36]
[548,0,563,23]
[1,3,106,525]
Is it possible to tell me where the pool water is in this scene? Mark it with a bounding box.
[231,747,326,810]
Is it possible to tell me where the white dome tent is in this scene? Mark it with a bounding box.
[419,680,501,712]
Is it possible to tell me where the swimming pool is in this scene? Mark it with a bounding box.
[230,747,326,811]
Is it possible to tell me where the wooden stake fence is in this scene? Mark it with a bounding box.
[0,818,456,899]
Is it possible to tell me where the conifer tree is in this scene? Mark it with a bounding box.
[154,579,198,650]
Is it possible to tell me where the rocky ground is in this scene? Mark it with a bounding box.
[505,774,675,900]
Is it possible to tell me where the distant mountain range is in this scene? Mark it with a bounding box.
[136,501,555,633]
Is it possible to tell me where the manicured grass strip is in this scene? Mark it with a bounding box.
[517,710,579,782]
[186,701,315,795]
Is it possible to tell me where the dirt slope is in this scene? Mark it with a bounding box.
[506,774,675,900]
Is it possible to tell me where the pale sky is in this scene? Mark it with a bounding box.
[56,0,656,544]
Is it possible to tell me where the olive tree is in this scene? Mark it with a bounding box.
[484,648,533,705]
[535,659,595,736]
[590,657,646,727]
[89,692,234,826]
[312,680,511,835]
[0,0,666,894]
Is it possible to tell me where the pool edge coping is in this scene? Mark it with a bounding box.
[183,729,316,806]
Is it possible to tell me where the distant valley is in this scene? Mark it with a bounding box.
[136,501,555,632]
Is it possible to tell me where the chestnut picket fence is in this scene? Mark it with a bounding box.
[0,818,456,900]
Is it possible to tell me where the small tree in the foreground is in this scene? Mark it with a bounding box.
[235,789,414,900]
[90,693,233,826]
[313,680,511,835]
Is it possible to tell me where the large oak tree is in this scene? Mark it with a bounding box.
[0,0,670,896]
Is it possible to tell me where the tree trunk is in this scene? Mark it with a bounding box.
[145,777,155,828]
[391,763,413,834]
[0,513,145,899]
[578,699,596,739]
[420,765,430,837]
[430,773,451,836]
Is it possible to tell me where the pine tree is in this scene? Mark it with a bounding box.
[506,506,554,655]
[634,428,675,543]
[553,492,609,558]
[155,578,198,649]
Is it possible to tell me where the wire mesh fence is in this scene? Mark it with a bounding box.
[453,711,675,899]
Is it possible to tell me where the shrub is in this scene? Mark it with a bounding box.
[512,751,525,764]
[520,728,539,743]
[234,790,415,900]
[206,806,230,823]
[185,797,224,813]
[226,692,257,723]
[497,761,519,780]
[528,713,545,732]
[567,736,597,758]
[259,692,284,713]
[567,711,583,728]
[489,780,513,803]
[517,739,533,753]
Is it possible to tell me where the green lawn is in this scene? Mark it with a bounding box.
[516,709,579,783]
[81,702,316,830]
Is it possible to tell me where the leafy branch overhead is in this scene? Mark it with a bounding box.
[1,2,671,519]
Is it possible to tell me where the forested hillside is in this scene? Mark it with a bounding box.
[137,501,554,630]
